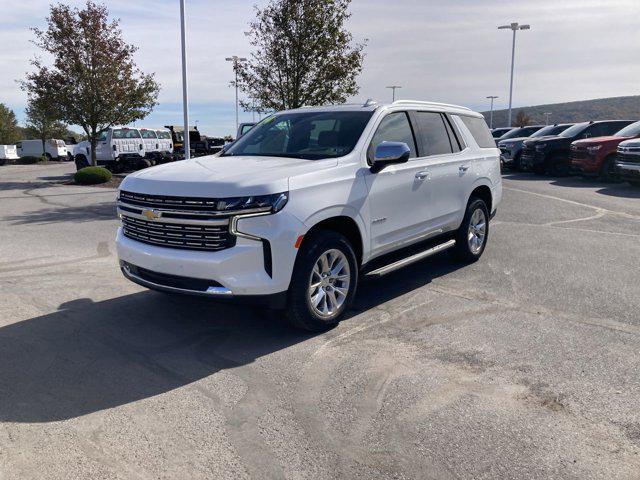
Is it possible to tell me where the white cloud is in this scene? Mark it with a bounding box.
[1,0,638,136]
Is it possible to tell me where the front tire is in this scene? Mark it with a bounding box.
[599,155,618,182]
[548,155,570,176]
[452,197,489,263]
[286,231,358,332]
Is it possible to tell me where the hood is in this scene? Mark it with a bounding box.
[523,135,562,146]
[120,155,338,197]
[572,136,627,147]
[498,136,529,146]
[619,138,640,149]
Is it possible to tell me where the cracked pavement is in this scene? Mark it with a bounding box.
[1,163,639,479]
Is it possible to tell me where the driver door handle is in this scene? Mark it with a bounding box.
[415,170,430,180]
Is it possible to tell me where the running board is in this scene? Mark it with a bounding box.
[364,239,456,278]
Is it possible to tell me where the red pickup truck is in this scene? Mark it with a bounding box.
[570,120,640,180]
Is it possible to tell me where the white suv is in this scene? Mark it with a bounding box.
[116,100,502,330]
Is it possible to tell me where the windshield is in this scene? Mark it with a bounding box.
[156,131,171,140]
[140,130,157,139]
[531,124,571,138]
[614,121,640,138]
[500,126,541,140]
[222,111,374,160]
[492,128,511,138]
[113,129,141,139]
[559,122,589,138]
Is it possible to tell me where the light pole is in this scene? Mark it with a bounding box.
[486,96,498,129]
[543,112,552,125]
[386,85,402,102]
[498,22,530,128]
[179,0,190,159]
[226,56,248,135]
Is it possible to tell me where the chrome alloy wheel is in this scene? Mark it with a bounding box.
[308,249,351,318]
[467,208,487,254]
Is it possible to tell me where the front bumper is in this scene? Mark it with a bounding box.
[616,161,640,182]
[570,155,600,175]
[116,209,305,297]
[520,150,545,170]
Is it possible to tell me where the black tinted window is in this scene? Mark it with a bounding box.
[460,116,495,148]
[414,112,453,156]
[369,112,417,162]
[444,115,463,152]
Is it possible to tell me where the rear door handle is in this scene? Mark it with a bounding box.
[459,165,469,172]
[415,171,430,180]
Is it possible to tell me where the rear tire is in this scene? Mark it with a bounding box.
[452,197,489,263]
[286,231,358,332]
[74,155,89,171]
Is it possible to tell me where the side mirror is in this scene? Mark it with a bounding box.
[370,142,411,173]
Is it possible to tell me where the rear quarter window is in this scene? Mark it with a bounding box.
[460,116,495,148]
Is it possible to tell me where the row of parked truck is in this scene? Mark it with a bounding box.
[492,120,640,186]
[0,123,246,172]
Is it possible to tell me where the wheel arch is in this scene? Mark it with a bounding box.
[300,214,365,267]
[468,182,493,214]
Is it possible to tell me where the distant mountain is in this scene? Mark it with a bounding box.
[482,95,640,128]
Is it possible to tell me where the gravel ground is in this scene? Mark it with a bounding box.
[1,163,639,479]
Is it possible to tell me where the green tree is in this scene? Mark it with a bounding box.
[24,92,67,158]
[237,0,366,112]
[23,1,159,165]
[514,110,531,127]
[0,104,20,145]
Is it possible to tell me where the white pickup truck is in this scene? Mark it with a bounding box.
[116,100,502,330]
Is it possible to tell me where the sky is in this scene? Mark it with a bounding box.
[1,0,639,136]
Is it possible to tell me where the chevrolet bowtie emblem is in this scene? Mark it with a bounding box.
[142,209,161,221]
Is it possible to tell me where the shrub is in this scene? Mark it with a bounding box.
[16,155,46,165]
[74,166,112,185]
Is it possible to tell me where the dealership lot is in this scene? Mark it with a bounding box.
[1,163,640,479]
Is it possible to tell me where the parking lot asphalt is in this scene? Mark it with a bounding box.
[1,162,639,479]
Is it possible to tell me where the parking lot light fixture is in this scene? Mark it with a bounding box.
[544,112,552,125]
[386,85,402,102]
[498,22,530,128]
[226,56,248,134]
[180,0,190,159]
[486,95,498,128]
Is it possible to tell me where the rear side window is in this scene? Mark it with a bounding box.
[460,116,495,148]
[368,112,417,163]
[413,112,454,156]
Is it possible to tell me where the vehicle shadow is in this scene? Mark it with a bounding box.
[351,252,463,314]
[0,292,314,423]
[5,202,117,225]
[503,172,640,197]
[0,252,464,424]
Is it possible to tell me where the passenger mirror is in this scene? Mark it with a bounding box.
[370,142,411,173]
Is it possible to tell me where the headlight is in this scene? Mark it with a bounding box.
[535,144,547,151]
[501,143,514,148]
[217,192,288,213]
[587,145,602,153]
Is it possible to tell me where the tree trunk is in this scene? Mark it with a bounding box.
[90,133,97,166]
[41,137,46,160]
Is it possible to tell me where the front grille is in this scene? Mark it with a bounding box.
[119,190,224,212]
[617,152,640,165]
[118,191,237,252]
[121,216,234,251]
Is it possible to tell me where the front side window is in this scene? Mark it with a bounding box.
[368,112,417,163]
[223,111,373,160]
[560,122,589,138]
[414,112,454,156]
[156,131,171,140]
[460,116,495,148]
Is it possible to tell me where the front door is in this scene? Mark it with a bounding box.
[363,111,433,257]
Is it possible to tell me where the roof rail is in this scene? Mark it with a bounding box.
[392,100,472,111]
[363,98,378,107]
